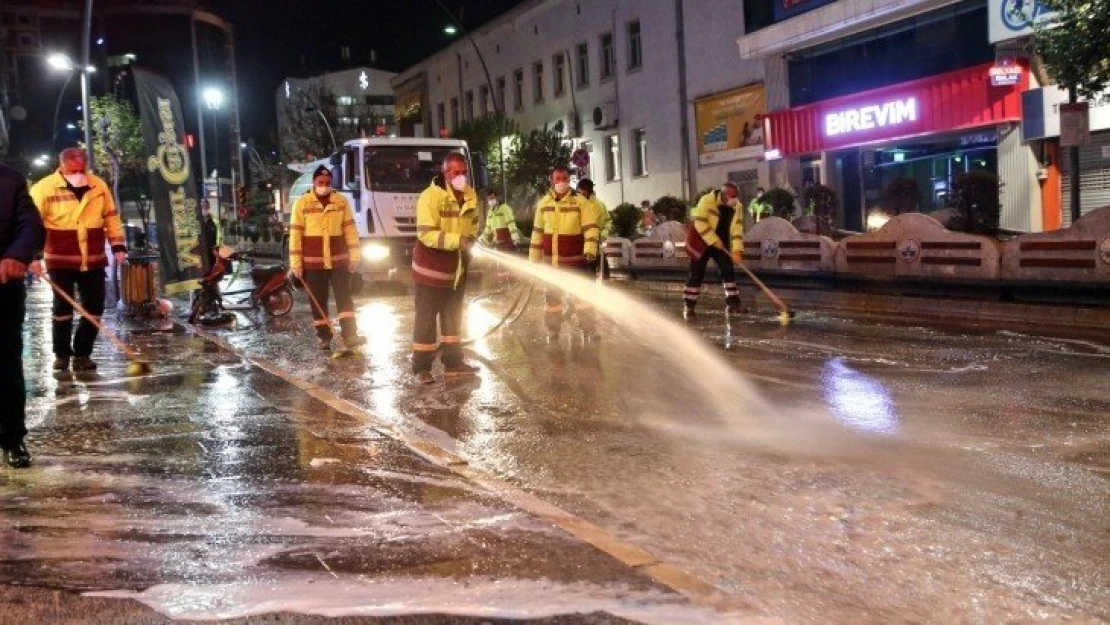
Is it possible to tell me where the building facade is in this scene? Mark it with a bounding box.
[742,0,1048,233]
[389,0,765,211]
[276,66,398,159]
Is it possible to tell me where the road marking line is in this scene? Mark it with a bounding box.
[183,322,748,615]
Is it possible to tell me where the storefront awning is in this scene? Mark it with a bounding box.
[763,62,1027,157]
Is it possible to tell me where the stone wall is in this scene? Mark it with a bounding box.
[1002,206,1110,282]
[834,214,1001,280]
[742,217,835,273]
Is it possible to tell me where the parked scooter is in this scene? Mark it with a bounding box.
[188,246,294,324]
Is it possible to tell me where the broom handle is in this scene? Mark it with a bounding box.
[295,273,331,322]
[42,274,139,359]
[736,260,789,313]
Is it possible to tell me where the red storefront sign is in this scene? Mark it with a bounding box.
[763,63,1027,157]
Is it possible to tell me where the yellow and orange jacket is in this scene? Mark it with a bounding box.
[289,190,360,271]
[29,170,125,271]
[412,176,479,288]
[686,190,743,261]
[529,190,600,267]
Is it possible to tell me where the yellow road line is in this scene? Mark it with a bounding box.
[183,322,760,617]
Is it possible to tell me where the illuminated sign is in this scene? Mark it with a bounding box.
[825,98,917,137]
[989,61,1022,86]
[358,71,369,91]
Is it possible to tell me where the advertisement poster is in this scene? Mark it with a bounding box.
[134,68,203,295]
[694,84,766,166]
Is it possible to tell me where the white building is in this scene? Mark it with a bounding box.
[276,66,398,152]
[390,0,768,210]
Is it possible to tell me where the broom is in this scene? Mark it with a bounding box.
[42,274,152,376]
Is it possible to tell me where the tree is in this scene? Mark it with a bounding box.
[277,81,359,162]
[83,94,147,207]
[452,112,518,196]
[505,127,571,214]
[1030,0,1110,222]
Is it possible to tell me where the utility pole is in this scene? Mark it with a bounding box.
[80,0,94,166]
[1067,85,1081,224]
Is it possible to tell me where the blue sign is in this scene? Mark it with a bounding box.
[773,0,839,22]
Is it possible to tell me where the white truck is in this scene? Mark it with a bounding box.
[286,137,485,280]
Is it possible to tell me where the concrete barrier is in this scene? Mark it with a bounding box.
[630,237,689,273]
[1002,206,1110,282]
[835,213,1001,280]
[742,217,835,273]
[603,237,632,271]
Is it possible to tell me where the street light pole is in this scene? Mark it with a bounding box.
[80,0,94,167]
[306,108,338,153]
[51,71,75,151]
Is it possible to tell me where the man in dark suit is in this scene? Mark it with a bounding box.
[0,163,46,468]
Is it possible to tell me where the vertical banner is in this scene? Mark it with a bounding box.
[694,84,766,166]
[133,68,202,295]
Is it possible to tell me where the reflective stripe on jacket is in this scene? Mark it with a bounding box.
[529,191,600,267]
[412,176,478,288]
[289,191,360,271]
[686,190,742,261]
[481,203,521,249]
[29,170,124,271]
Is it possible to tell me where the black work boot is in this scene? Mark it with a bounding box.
[726,302,748,315]
[53,356,71,372]
[319,337,332,352]
[72,356,97,372]
[3,441,32,469]
[683,305,697,320]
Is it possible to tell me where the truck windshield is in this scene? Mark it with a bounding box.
[364,146,464,193]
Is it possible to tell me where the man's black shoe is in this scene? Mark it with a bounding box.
[53,356,70,371]
[683,307,697,320]
[3,442,31,469]
[72,356,97,372]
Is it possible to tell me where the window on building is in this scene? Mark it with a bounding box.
[336,95,357,106]
[496,76,507,112]
[580,140,594,180]
[553,53,566,97]
[605,134,621,182]
[533,61,544,103]
[464,90,474,122]
[513,69,524,111]
[480,85,490,116]
[627,20,642,71]
[632,128,648,176]
[575,42,590,88]
[450,97,459,130]
[600,32,615,80]
[436,102,446,133]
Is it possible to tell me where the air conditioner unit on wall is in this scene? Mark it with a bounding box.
[592,102,617,129]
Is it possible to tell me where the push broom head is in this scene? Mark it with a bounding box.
[778,310,795,327]
[125,360,152,377]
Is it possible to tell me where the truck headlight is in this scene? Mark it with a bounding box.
[362,243,391,261]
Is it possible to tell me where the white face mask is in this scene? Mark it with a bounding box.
[553,182,570,195]
[314,185,331,196]
[487,199,497,208]
[450,175,468,191]
[64,173,89,187]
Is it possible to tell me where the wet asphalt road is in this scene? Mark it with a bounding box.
[3,272,1108,623]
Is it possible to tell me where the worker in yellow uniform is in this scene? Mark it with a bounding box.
[575,178,610,278]
[480,189,522,251]
[411,153,480,384]
[29,148,126,372]
[530,165,601,342]
[683,181,745,320]
[289,165,366,353]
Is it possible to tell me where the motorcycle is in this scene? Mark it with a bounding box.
[188,246,294,324]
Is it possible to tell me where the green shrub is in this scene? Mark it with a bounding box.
[611,202,641,239]
[762,188,797,220]
[882,177,920,214]
[652,195,688,223]
[947,171,1001,236]
[802,184,838,235]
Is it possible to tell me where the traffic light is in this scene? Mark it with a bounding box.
[236,185,246,206]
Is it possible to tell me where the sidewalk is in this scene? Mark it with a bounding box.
[1,285,730,624]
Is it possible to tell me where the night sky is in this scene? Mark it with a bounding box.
[208,0,525,145]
